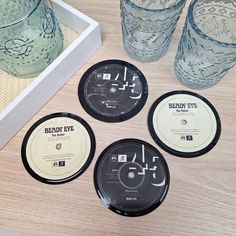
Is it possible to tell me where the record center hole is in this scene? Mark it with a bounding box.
[181,119,187,125]
[128,171,135,179]
[110,87,116,93]
[56,143,62,150]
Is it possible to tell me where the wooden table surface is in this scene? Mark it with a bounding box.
[0,0,236,235]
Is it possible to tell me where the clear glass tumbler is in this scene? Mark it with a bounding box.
[120,0,187,62]
[0,0,64,78]
[174,0,236,89]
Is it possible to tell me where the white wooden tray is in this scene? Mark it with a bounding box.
[0,0,101,150]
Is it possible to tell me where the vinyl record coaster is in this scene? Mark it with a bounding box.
[21,113,96,184]
[148,91,221,158]
[94,139,170,217]
[78,60,148,122]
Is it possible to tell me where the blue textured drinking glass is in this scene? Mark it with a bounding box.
[120,0,187,62]
[0,0,64,78]
[174,0,236,89]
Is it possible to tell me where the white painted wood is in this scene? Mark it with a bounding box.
[0,0,101,149]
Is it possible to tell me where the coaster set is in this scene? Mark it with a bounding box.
[21,60,221,217]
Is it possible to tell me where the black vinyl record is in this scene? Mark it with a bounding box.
[94,139,170,217]
[21,113,96,184]
[78,60,148,122]
[148,91,221,158]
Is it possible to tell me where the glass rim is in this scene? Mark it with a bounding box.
[122,0,186,12]
[188,0,236,48]
[0,0,42,29]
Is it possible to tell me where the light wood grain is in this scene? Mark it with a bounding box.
[0,1,236,235]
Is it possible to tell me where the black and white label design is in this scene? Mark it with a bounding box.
[95,139,169,215]
[79,60,148,122]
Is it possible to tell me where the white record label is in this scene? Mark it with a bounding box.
[148,91,221,157]
[22,113,95,184]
